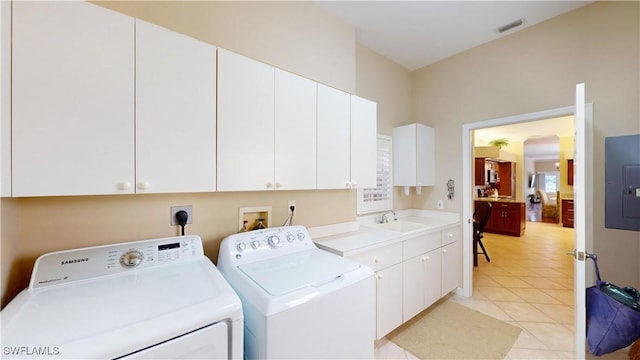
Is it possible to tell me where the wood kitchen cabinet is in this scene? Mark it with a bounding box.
[12,1,135,196]
[474,158,487,185]
[477,201,525,237]
[567,159,574,185]
[562,199,574,228]
[497,162,515,196]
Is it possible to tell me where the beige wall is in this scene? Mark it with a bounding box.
[2,1,639,308]
[0,1,412,307]
[93,1,356,93]
[411,1,639,287]
[355,43,414,210]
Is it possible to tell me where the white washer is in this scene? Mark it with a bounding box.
[1,235,243,359]
[217,225,375,360]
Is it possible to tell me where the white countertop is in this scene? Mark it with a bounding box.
[311,209,460,257]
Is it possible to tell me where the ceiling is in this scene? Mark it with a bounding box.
[316,1,592,70]
[474,116,574,160]
[315,1,588,159]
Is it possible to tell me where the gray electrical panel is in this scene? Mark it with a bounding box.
[605,134,640,231]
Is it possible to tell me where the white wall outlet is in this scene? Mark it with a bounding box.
[288,200,296,213]
[170,205,193,225]
[436,200,444,209]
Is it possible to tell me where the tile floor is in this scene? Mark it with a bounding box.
[375,221,632,359]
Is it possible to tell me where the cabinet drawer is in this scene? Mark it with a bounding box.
[441,226,458,246]
[351,242,403,272]
[403,231,440,260]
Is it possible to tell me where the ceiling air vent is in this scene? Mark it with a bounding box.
[497,17,527,34]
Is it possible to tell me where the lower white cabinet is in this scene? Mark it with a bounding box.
[322,223,460,339]
[441,227,459,296]
[403,247,441,322]
[351,242,403,340]
[375,263,403,339]
[402,225,459,321]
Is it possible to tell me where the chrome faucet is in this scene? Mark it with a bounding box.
[379,210,397,223]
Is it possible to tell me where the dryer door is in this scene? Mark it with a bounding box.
[122,321,228,359]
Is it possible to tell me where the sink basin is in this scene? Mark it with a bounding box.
[375,221,428,234]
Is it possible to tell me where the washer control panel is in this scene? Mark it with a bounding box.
[30,235,204,289]
[220,225,316,265]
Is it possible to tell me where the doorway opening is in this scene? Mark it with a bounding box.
[461,106,577,298]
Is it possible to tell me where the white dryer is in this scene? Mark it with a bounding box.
[217,225,375,359]
[1,235,243,359]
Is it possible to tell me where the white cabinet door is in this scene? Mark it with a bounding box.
[441,226,459,296]
[217,49,274,191]
[317,84,350,189]
[12,1,134,196]
[375,263,403,339]
[135,20,217,193]
[403,248,441,322]
[393,123,435,188]
[350,95,377,189]
[441,241,458,296]
[1,0,10,197]
[274,69,317,190]
[416,123,435,187]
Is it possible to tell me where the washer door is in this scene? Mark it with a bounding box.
[238,249,360,296]
[121,321,228,359]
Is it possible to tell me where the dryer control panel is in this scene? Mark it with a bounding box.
[29,235,204,289]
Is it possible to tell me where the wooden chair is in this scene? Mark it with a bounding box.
[473,202,492,267]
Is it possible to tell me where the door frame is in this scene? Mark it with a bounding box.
[461,104,594,297]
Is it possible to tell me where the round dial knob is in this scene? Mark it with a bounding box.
[267,235,281,248]
[296,232,306,241]
[120,250,144,268]
[237,242,247,252]
[287,234,295,243]
[251,240,260,249]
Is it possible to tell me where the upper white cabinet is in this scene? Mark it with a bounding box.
[317,85,377,189]
[218,50,317,191]
[350,95,377,189]
[12,1,135,196]
[217,49,275,191]
[392,123,435,190]
[1,1,11,197]
[274,69,317,190]
[135,20,217,193]
[317,84,351,189]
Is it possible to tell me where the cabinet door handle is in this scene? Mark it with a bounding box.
[376,273,383,280]
[266,182,274,188]
[116,182,132,190]
[275,182,282,188]
[442,248,447,253]
[137,181,151,190]
[374,257,381,263]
